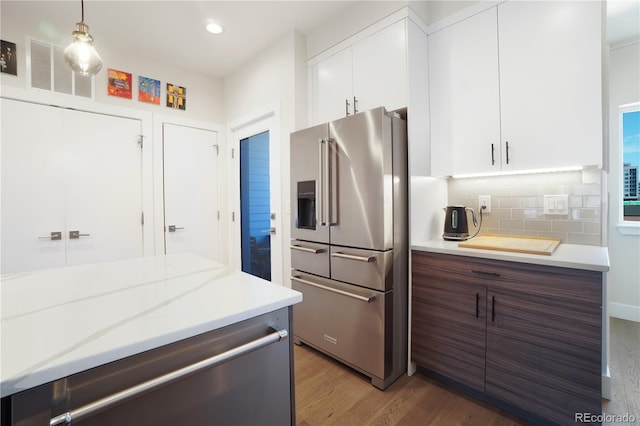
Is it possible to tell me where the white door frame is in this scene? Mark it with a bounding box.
[227,102,282,285]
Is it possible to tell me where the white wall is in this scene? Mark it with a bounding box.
[0,1,224,124]
[607,40,640,322]
[223,30,307,287]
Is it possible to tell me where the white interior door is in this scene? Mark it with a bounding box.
[64,109,144,266]
[163,123,220,261]
[1,99,66,273]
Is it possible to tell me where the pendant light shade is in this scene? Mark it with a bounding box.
[64,1,102,76]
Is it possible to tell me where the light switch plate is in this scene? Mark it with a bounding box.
[544,195,569,215]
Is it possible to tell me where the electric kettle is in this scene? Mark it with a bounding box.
[443,206,477,241]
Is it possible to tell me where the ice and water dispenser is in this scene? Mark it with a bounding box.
[296,181,315,229]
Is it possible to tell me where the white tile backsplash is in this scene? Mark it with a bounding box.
[447,170,602,245]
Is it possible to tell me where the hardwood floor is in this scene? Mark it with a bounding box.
[603,318,640,425]
[294,318,640,426]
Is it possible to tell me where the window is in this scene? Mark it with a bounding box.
[28,38,94,99]
[621,103,640,222]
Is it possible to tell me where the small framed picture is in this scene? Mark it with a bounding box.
[138,76,160,105]
[108,68,132,99]
[166,83,186,110]
[1,40,17,75]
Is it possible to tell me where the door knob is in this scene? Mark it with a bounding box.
[261,227,276,235]
[69,231,90,239]
[39,231,62,240]
[167,225,185,232]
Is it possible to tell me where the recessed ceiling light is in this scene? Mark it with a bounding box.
[206,22,223,34]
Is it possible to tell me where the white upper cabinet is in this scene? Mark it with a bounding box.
[429,1,603,176]
[429,8,501,177]
[498,1,602,172]
[309,20,408,125]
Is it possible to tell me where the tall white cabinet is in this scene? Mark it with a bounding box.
[429,1,603,176]
[308,11,431,176]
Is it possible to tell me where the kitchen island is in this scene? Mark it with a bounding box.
[1,254,302,425]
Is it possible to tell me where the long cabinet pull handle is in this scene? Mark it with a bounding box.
[491,143,495,166]
[475,293,480,318]
[49,328,288,426]
[492,296,496,322]
[353,96,358,114]
[291,276,375,303]
[39,231,62,240]
[345,98,351,116]
[290,245,324,254]
[505,141,510,165]
[471,270,500,277]
[331,252,376,263]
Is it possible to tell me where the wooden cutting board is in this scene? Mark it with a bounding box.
[458,234,561,256]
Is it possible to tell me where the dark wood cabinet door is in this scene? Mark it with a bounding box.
[485,272,602,425]
[411,252,487,391]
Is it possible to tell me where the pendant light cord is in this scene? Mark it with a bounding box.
[81,0,85,22]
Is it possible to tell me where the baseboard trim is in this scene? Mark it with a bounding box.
[609,302,640,323]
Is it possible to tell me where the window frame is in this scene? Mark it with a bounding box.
[617,101,640,235]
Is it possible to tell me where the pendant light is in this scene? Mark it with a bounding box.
[64,0,103,76]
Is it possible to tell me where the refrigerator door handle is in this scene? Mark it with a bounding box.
[331,252,376,263]
[291,276,375,303]
[318,139,325,226]
[326,138,337,226]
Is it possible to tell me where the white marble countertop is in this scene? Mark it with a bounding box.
[412,239,610,272]
[0,254,302,398]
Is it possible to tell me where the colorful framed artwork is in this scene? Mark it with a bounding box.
[108,68,132,99]
[166,83,186,111]
[138,76,160,105]
[1,40,17,75]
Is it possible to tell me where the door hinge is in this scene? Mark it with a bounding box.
[213,144,219,155]
[138,135,145,149]
[217,211,220,220]
[141,212,144,225]
[232,212,235,222]
[231,148,234,159]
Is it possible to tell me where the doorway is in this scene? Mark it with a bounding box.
[240,131,272,280]
[229,104,282,284]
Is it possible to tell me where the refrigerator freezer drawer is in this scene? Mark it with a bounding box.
[291,271,390,381]
[290,240,330,278]
[330,246,394,291]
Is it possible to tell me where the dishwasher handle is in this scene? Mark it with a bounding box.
[49,328,288,426]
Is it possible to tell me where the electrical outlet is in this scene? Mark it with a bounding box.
[478,195,491,213]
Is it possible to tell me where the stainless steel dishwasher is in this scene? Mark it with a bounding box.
[2,307,294,426]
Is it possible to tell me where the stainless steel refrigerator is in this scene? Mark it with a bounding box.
[290,107,407,390]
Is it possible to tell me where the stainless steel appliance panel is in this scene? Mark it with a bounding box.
[330,246,394,291]
[290,240,330,278]
[329,107,393,250]
[290,123,330,244]
[291,271,390,381]
[6,309,293,426]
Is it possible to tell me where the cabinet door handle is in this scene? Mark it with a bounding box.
[345,98,351,116]
[471,270,500,278]
[491,143,495,166]
[505,141,510,165]
[475,293,480,318]
[491,296,496,322]
[39,231,62,240]
[49,327,288,426]
[353,96,358,114]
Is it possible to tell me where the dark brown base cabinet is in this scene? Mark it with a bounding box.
[412,251,602,426]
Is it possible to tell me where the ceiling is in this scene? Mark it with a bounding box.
[1,1,639,79]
